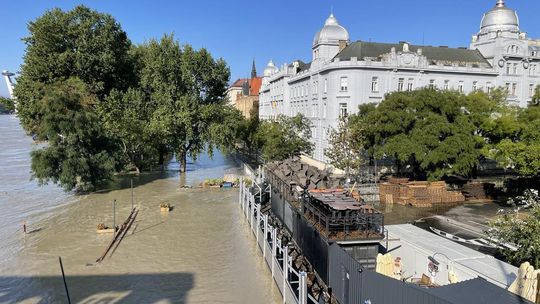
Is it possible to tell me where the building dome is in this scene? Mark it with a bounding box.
[263,60,277,77]
[480,0,519,34]
[313,14,349,46]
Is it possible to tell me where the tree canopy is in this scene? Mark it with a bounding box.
[349,88,510,180]
[255,114,314,162]
[488,205,540,268]
[30,78,123,191]
[15,5,134,136]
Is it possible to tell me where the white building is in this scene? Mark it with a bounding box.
[259,0,540,162]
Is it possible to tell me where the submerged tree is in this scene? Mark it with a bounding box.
[30,78,123,191]
[255,114,313,161]
[136,35,232,173]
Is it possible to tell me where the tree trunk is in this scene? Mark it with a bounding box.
[179,150,187,173]
[158,147,165,167]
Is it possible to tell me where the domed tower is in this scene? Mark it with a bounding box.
[474,0,520,42]
[263,60,278,77]
[312,14,350,62]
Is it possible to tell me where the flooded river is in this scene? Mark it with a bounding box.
[0,115,281,303]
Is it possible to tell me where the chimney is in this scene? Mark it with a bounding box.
[339,40,348,52]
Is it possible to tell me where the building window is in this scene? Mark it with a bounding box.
[324,79,328,93]
[429,79,435,89]
[443,80,449,91]
[371,77,379,92]
[506,62,511,74]
[486,82,492,94]
[398,78,404,91]
[512,83,517,96]
[323,103,327,118]
[339,103,348,118]
[472,81,478,92]
[458,81,464,93]
[340,77,348,92]
[530,84,535,97]
[505,83,510,93]
[513,63,518,75]
[407,79,414,91]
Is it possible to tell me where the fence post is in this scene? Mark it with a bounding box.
[299,271,307,304]
[239,177,243,207]
[250,196,254,232]
[256,203,261,243]
[263,214,268,258]
[271,227,277,278]
[283,245,289,304]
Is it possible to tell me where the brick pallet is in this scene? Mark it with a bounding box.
[379,179,465,208]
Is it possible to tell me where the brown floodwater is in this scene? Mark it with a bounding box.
[0,115,281,303]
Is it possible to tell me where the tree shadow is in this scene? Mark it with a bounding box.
[0,272,194,303]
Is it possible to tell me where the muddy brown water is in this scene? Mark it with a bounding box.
[0,115,281,303]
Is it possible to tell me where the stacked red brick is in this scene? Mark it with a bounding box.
[379,178,465,208]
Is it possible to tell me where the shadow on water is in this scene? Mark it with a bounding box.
[0,273,194,303]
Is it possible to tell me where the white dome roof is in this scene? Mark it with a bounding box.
[480,0,519,34]
[263,60,277,77]
[313,14,349,46]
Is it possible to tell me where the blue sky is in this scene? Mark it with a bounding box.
[1,0,538,97]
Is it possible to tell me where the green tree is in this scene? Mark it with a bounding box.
[30,78,122,191]
[488,205,540,268]
[14,5,134,136]
[97,88,159,173]
[255,114,313,161]
[136,35,232,172]
[488,100,540,176]
[0,97,15,113]
[237,107,261,156]
[325,116,365,178]
[349,89,504,180]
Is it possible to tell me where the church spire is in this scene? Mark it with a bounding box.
[251,58,257,79]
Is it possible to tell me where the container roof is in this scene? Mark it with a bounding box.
[386,224,519,288]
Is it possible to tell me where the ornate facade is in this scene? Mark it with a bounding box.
[259,0,540,162]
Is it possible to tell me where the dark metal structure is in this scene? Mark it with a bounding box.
[304,190,384,242]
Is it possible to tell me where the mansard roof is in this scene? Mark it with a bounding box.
[335,41,492,68]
